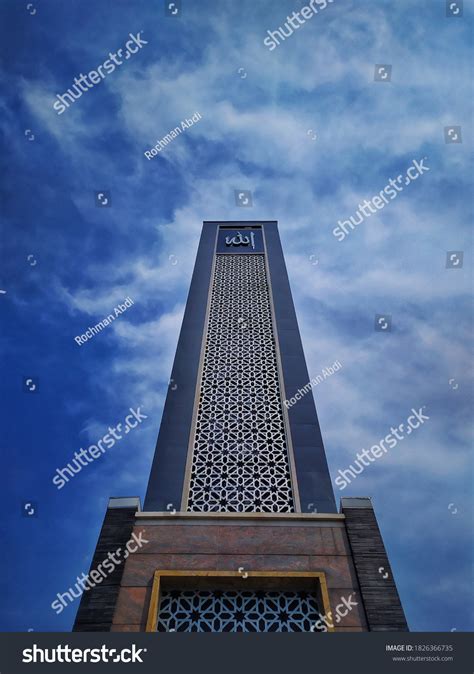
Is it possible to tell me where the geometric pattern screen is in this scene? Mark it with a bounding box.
[186,254,295,512]
[157,590,320,632]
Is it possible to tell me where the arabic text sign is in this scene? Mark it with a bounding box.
[217,228,264,253]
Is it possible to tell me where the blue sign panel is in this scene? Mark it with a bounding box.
[216,227,264,253]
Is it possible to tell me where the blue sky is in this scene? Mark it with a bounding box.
[0,0,472,632]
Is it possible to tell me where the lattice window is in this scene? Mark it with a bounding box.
[157,590,320,632]
[186,254,294,512]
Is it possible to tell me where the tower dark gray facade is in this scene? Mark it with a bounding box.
[74,221,408,633]
[144,221,335,515]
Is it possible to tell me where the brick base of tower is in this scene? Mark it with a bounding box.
[73,497,408,632]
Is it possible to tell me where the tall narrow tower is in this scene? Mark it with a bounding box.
[74,221,408,632]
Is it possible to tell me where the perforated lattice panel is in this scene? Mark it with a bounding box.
[157,590,320,632]
[186,253,294,512]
